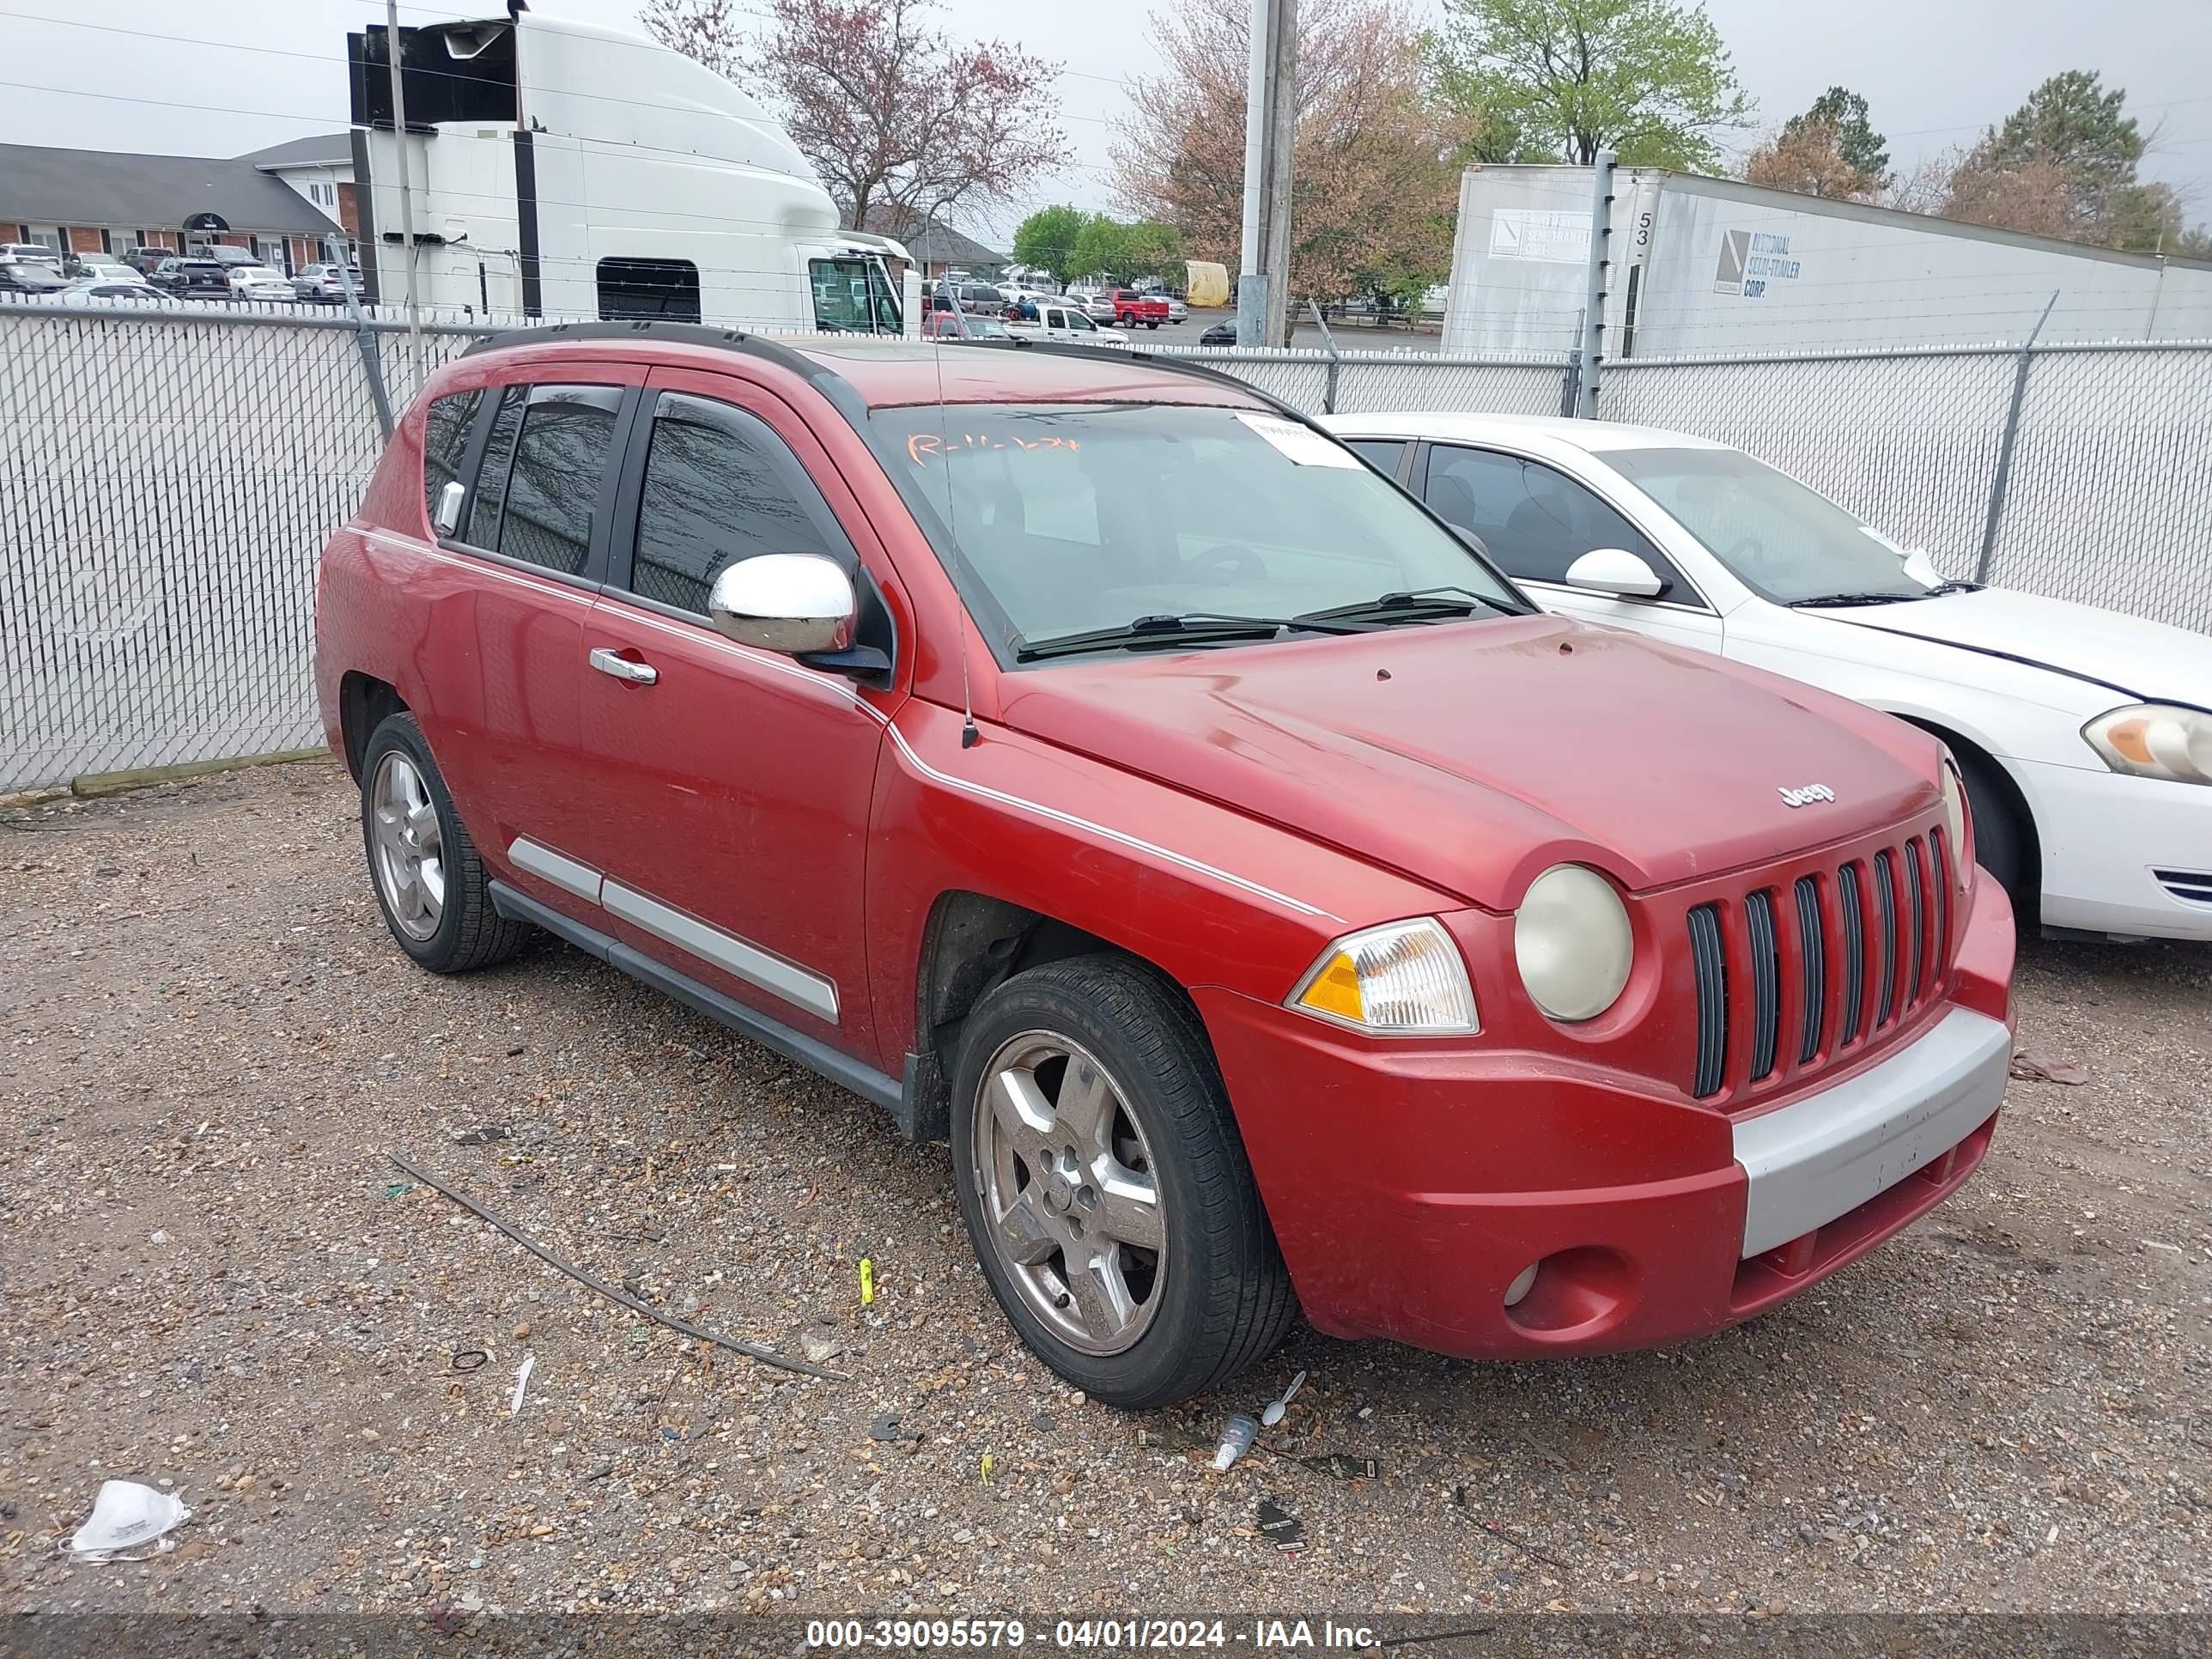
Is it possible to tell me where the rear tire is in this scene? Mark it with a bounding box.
[359,712,532,974]
[950,955,1296,1407]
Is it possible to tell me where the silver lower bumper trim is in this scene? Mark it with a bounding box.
[1734,1006,2008,1257]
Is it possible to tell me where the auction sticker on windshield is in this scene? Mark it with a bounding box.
[1236,412,1362,468]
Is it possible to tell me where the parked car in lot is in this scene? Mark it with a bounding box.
[1198,319,1237,346]
[227,264,295,302]
[318,324,2014,1407]
[70,259,143,285]
[120,246,177,276]
[54,278,167,307]
[1004,301,1127,348]
[150,258,231,298]
[0,241,63,268]
[1327,411,2212,943]
[920,310,1012,341]
[1105,288,1169,329]
[0,263,70,296]
[293,263,359,303]
[1162,295,1188,324]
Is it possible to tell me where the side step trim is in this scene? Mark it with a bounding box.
[489,881,902,1115]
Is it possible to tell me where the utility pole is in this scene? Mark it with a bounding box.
[1575,150,1615,418]
[384,0,425,382]
[1236,0,1297,348]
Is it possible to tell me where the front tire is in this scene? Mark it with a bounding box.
[359,712,532,973]
[950,955,1296,1407]
[1957,748,2034,927]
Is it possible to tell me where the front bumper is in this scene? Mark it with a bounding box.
[2011,757,2212,939]
[1197,871,2014,1360]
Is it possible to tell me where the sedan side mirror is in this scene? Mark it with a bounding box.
[1563,547,1665,599]
[707,553,857,657]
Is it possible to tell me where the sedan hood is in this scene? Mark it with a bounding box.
[1817,586,2212,708]
[998,615,1940,908]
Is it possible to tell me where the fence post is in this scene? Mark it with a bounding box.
[1308,298,1341,414]
[1560,346,1583,418]
[1973,289,2059,584]
[337,260,394,442]
[1575,151,1616,418]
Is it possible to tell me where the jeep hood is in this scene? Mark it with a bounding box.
[996,615,1941,908]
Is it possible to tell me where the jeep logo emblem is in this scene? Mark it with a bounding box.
[1778,784,1836,808]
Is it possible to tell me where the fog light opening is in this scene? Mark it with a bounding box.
[1503,1261,1540,1308]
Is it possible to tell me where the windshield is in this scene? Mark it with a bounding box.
[874,403,1526,658]
[1606,446,1932,604]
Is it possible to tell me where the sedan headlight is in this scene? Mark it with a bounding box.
[1288,918,1479,1035]
[2082,704,2212,786]
[1514,865,1633,1023]
[1939,759,1971,882]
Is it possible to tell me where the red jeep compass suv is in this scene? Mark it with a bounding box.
[316,325,2014,1407]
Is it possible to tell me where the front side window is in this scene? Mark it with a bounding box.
[873,404,1525,657]
[811,258,901,334]
[420,388,481,532]
[1345,438,1406,479]
[625,394,846,615]
[1604,446,1932,604]
[1424,446,1687,596]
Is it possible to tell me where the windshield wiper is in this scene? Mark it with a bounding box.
[1790,591,1923,608]
[1012,611,1370,662]
[1923,580,1981,596]
[1297,583,1523,626]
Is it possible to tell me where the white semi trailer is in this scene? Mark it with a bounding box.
[346,11,908,333]
[1443,165,2212,358]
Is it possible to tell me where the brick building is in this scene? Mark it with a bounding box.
[0,137,350,272]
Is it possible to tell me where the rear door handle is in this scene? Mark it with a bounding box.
[588,647,659,686]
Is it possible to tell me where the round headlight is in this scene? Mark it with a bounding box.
[1939,760,1970,882]
[1515,864,1633,1023]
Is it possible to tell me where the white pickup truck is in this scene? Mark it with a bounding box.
[1005,301,1129,348]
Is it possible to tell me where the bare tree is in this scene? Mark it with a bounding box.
[1741,119,1882,202]
[643,0,1070,240]
[1113,0,1477,315]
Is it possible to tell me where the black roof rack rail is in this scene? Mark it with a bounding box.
[952,336,1314,427]
[459,319,870,428]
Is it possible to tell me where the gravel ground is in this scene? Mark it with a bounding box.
[2,761,2206,1620]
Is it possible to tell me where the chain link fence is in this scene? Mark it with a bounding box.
[3,298,2206,792]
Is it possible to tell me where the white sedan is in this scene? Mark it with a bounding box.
[227,264,295,301]
[1324,410,2212,942]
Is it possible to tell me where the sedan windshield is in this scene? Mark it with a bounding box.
[1605,446,1934,605]
[874,403,1527,657]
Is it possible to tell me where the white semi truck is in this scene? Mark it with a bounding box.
[346,10,908,333]
[1443,165,2212,357]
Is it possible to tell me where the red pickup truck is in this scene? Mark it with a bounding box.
[316,325,2014,1407]
[1106,288,1169,329]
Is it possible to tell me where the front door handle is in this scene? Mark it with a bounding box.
[588,647,659,686]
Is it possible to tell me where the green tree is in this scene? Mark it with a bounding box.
[1067,215,1133,281]
[1978,70,2143,201]
[1012,204,1089,283]
[1425,0,1754,171]
[1944,70,2174,250]
[1122,220,1185,277]
[1787,87,1887,185]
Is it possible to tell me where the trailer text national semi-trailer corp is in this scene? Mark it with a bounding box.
[345,13,909,333]
[1443,166,2212,358]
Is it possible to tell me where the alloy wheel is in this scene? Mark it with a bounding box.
[971,1031,1167,1356]
[368,750,446,941]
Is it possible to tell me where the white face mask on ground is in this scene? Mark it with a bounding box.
[68,1480,192,1561]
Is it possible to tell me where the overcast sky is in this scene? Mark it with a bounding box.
[4,0,2209,246]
